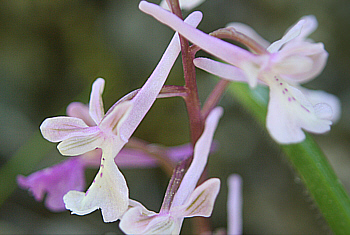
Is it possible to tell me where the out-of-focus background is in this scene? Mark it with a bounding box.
[0,0,349,234]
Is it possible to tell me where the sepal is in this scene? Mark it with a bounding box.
[174,178,220,218]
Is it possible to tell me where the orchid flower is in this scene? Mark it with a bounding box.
[119,107,223,235]
[17,101,196,212]
[160,0,205,11]
[38,11,203,222]
[41,78,132,222]
[139,2,341,144]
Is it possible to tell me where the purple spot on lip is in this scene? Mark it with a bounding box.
[100,172,103,178]
[101,164,104,168]
[276,78,279,81]
[102,158,105,161]
[288,97,291,102]
[292,97,296,101]
[280,83,283,85]
[284,88,288,92]
[93,179,96,183]
[283,91,285,94]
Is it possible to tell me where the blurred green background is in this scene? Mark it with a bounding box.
[0,0,349,234]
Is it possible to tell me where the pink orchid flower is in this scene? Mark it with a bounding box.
[139,1,341,144]
[37,11,203,222]
[119,107,223,235]
[17,101,199,213]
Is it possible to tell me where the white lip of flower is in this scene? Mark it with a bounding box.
[138,1,341,144]
[119,107,223,235]
[39,10,204,223]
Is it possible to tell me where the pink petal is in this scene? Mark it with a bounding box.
[139,1,260,87]
[227,174,243,235]
[120,9,203,140]
[63,156,128,222]
[166,143,194,162]
[89,78,105,124]
[115,148,158,168]
[66,102,96,127]
[172,107,223,207]
[40,117,90,142]
[17,158,86,212]
[194,58,268,86]
[194,57,249,83]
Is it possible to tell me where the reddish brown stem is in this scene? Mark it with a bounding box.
[165,0,209,234]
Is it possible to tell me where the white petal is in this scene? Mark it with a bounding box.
[120,201,177,235]
[298,87,341,122]
[266,80,332,144]
[227,174,243,235]
[64,157,128,222]
[119,9,203,141]
[272,55,314,76]
[267,19,304,53]
[40,117,90,142]
[89,78,105,124]
[314,103,333,120]
[293,15,318,40]
[139,1,259,76]
[172,107,223,207]
[119,205,157,234]
[100,101,133,142]
[57,127,104,156]
[194,58,248,83]
[144,215,176,234]
[226,22,271,49]
[277,41,328,84]
[173,178,220,218]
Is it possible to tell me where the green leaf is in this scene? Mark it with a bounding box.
[228,81,350,234]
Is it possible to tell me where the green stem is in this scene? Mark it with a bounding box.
[228,81,350,234]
